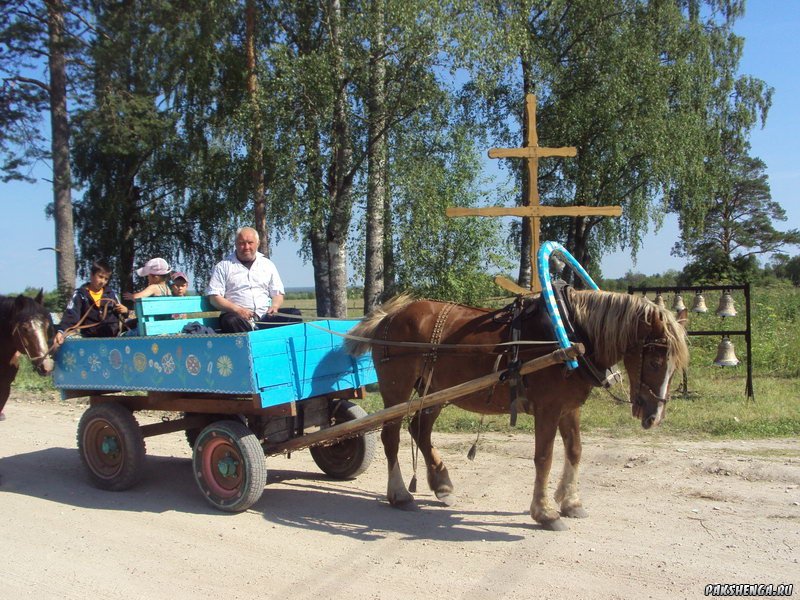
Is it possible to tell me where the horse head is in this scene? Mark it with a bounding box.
[570,290,690,430]
[622,302,689,429]
[11,290,56,376]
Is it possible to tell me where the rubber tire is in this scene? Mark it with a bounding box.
[183,413,236,449]
[192,420,266,512]
[77,403,146,491]
[309,402,376,479]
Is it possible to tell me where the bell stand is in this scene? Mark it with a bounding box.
[626,283,754,401]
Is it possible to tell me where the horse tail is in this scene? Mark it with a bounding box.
[345,293,416,356]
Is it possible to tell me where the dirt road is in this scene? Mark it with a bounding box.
[0,391,797,599]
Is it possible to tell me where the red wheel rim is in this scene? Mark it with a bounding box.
[83,419,124,479]
[198,434,244,499]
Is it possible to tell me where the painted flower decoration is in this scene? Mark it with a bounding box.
[88,354,102,372]
[109,349,122,369]
[161,353,175,374]
[185,354,201,376]
[151,343,159,355]
[216,355,234,377]
[133,352,147,373]
[63,351,77,371]
[235,337,244,348]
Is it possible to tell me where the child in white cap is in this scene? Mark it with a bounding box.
[123,257,172,301]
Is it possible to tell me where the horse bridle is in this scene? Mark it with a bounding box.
[11,319,55,366]
[633,336,672,406]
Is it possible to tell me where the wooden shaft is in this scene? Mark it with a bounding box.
[265,343,584,454]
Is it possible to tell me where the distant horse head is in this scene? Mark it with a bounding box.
[1,290,56,375]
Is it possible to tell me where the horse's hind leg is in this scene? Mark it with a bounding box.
[382,418,417,509]
[379,370,421,510]
[408,406,455,506]
[554,407,589,519]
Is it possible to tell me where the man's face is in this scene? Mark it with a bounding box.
[235,230,259,262]
[89,270,110,292]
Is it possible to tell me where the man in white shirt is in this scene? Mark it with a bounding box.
[207,227,288,333]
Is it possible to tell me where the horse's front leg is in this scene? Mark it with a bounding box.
[531,404,567,530]
[0,359,20,416]
[409,406,455,506]
[382,419,417,510]
[554,407,589,519]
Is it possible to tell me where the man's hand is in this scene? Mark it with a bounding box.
[54,331,65,347]
[114,303,129,316]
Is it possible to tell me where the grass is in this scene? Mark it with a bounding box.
[13,286,800,439]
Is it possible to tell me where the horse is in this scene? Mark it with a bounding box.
[346,288,689,531]
[0,291,56,419]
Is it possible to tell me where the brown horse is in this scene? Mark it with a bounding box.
[346,289,689,530]
[0,291,56,419]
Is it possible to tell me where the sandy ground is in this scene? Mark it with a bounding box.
[0,390,798,600]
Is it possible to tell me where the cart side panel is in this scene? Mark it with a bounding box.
[53,334,258,394]
[249,320,377,409]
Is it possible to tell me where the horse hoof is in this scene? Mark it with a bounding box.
[541,518,569,531]
[436,492,457,507]
[562,506,589,519]
[391,499,420,512]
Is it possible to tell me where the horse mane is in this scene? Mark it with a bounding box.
[568,288,689,369]
[345,293,416,356]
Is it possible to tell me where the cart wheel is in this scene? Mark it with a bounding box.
[77,403,146,491]
[193,420,266,512]
[183,413,235,449]
[310,401,376,479]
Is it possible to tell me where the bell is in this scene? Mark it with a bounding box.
[691,291,708,313]
[716,292,737,318]
[713,336,740,367]
[672,293,686,312]
[653,293,665,308]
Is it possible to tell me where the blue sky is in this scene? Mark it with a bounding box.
[2,0,798,294]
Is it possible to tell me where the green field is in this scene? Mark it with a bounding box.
[13,286,800,439]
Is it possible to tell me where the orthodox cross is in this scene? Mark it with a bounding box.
[446,94,622,294]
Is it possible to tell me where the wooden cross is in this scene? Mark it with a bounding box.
[446,94,622,294]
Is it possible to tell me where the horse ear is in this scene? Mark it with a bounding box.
[676,308,689,329]
[14,294,27,309]
[35,288,44,305]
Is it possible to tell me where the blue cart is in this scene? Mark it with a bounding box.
[53,296,379,512]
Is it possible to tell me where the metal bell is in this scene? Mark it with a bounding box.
[713,336,740,367]
[653,293,665,308]
[672,293,686,312]
[716,292,737,317]
[691,291,708,313]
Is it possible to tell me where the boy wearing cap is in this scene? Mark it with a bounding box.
[123,258,172,301]
[170,271,190,297]
[55,259,129,343]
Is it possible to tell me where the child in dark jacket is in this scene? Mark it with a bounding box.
[55,260,128,344]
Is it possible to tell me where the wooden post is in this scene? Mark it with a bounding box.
[447,94,622,294]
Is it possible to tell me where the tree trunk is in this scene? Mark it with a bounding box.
[46,0,76,304]
[325,0,352,318]
[245,0,269,256]
[363,0,387,313]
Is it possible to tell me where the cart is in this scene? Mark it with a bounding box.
[53,295,582,512]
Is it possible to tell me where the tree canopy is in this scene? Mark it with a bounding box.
[2,0,792,308]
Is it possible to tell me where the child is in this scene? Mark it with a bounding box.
[170,271,190,319]
[123,257,172,301]
[55,259,128,344]
[170,271,190,297]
